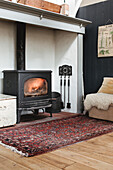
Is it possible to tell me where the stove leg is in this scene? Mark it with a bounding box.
[33,109,39,115]
[50,112,52,117]
[17,110,21,124]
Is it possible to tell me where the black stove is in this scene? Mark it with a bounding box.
[3,70,52,123]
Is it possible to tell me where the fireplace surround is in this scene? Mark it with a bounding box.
[0,0,91,121]
[3,70,52,123]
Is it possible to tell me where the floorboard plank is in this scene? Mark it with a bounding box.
[65,144,113,165]
[37,152,74,169]
[0,145,61,170]
[64,162,96,170]
[52,148,113,170]
[25,157,61,170]
[0,154,29,170]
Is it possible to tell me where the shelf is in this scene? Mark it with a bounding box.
[0,0,91,34]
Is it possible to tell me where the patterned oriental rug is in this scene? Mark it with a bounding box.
[0,115,113,157]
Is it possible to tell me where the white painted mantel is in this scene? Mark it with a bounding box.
[0,0,91,33]
[0,0,91,113]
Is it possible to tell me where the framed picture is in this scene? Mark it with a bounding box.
[98,24,113,57]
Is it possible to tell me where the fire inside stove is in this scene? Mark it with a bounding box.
[24,78,48,97]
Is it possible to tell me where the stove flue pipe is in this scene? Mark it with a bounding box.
[16,22,26,70]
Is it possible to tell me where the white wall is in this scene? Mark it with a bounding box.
[55,31,78,112]
[26,25,55,71]
[0,20,16,93]
[80,0,108,7]
[26,25,78,113]
[26,25,56,89]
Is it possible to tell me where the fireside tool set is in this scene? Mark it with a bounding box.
[59,65,72,109]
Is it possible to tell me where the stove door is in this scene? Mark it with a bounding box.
[24,78,48,97]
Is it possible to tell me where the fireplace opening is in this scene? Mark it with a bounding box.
[3,23,53,124]
[24,78,48,97]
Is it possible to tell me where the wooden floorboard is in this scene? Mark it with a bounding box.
[37,152,74,169]
[52,149,113,169]
[64,162,96,170]
[0,132,113,169]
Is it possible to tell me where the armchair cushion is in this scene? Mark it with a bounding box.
[98,77,113,94]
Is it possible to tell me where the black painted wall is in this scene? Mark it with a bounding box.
[77,0,113,96]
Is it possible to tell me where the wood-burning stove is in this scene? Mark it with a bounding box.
[3,70,52,123]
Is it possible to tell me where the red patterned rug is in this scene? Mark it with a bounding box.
[0,115,113,157]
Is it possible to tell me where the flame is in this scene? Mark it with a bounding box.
[24,78,47,96]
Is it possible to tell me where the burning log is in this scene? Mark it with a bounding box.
[24,78,48,97]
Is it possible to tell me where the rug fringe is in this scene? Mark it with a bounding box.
[0,141,28,157]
